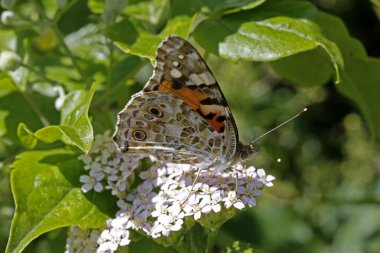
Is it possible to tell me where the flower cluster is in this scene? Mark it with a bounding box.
[67,132,275,252]
[65,227,101,253]
[78,132,142,197]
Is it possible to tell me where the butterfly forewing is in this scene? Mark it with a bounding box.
[114,35,255,168]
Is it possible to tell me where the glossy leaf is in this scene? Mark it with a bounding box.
[6,149,111,253]
[204,0,265,14]
[17,84,96,153]
[109,15,194,60]
[193,0,343,82]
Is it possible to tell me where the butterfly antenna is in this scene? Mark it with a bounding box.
[250,108,308,144]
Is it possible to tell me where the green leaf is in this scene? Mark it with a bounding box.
[270,47,334,87]
[60,85,95,152]
[0,72,17,97]
[0,29,16,50]
[6,149,111,253]
[160,15,196,39]
[317,12,380,140]
[125,0,170,28]
[108,18,162,59]
[0,110,9,137]
[193,0,343,82]
[169,0,202,16]
[332,207,380,253]
[337,57,380,140]
[17,84,96,153]
[204,0,266,15]
[17,123,37,149]
[109,15,194,60]
[87,0,106,14]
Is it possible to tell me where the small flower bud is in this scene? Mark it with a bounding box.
[0,50,21,71]
[1,10,16,25]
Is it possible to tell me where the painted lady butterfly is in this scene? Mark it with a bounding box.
[113,35,257,169]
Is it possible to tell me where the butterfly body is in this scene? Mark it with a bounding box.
[113,35,256,169]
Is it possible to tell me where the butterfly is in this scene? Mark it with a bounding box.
[113,35,257,169]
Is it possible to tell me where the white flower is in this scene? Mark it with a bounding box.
[199,185,222,214]
[223,191,245,210]
[97,215,132,252]
[80,169,104,192]
[97,230,119,253]
[257,168,275,187]
[75,132,275,252]
[65,227,100,253]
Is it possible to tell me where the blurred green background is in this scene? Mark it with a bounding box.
[1,0,380,252]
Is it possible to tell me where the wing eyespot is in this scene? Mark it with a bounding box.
[149,107,163,117]
[133,130,147,141]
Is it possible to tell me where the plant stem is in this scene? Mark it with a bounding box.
[106,38,114,90]
[205,227,220,253]
[53,0,79,23]
[93,60,146,108]
[50,22,86,82]
[19,89,51,126]
[17,54,51,126]
[31,0,86,82]
[20,63,58,84]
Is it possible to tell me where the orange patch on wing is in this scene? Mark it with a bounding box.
[209,113,225,132]
[158,81,205,110]
[158,81,225,132]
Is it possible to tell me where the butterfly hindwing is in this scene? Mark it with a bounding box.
[114,91,225,166]
[114,35,256,168]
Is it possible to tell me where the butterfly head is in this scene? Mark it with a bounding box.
[236,142,258,161]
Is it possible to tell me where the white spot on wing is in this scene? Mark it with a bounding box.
[199,72,214,85]
[189,73,204,85]
[170,68,182,78]
[178,54,185,59]
[173,61,179,67]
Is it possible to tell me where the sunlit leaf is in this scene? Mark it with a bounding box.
[204,0,265,15]
[125,0,170,28]
[17,84,96,153]
[0,72,17,97]
[6,149,112,253]
[109,15,194,60]
[17,123,37,149]
[107,18,161,59]
[193,0,343,83]
[160,15,195,39]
